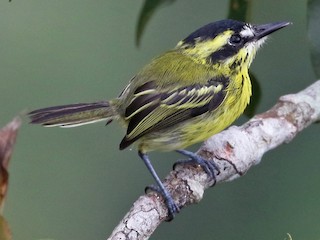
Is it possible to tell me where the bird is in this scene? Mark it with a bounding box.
[28,19,290,220]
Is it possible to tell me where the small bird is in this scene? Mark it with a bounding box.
[29,19,290,220]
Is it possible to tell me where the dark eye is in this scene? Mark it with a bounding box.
[229,34,243,45]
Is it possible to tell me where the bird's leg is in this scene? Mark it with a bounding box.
[175,149,220,180]
[138,151,180,221]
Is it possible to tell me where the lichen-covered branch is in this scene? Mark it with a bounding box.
[107,80,320,240]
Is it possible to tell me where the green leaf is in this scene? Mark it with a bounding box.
[228,0,252,22]
[136,0,175,47]
[244,72,261,118]
[307,0,320,78]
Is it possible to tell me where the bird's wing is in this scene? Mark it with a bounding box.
[119,76,229,149]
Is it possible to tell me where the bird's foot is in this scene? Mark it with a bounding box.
[145,184,180,221]
[174,149,220,181]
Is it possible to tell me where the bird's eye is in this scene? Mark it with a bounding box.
[229,34,243,45]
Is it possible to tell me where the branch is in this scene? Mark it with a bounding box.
[107,80,320,240]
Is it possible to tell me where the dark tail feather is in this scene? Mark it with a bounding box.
[29,101,118,127]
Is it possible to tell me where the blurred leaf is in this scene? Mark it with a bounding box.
[0,117,21,240]
[136,0,175,46]
[0,117,21,210]
[244,72,261,118]
[228,0,252,22]
[307,0,320,78]
[0,216,11,240]
[286,233,293,240]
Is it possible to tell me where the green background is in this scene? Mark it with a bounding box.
[0,1,319,239]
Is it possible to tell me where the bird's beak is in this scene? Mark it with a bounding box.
[253,21,291,40]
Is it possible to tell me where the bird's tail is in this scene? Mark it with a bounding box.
[28,101,119,127]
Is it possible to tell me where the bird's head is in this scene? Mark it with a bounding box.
[176,19,291,70]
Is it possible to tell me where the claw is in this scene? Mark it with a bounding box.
[175,149,219,181]
[146,185,180,221]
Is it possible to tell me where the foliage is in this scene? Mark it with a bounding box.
[308,0,320,78]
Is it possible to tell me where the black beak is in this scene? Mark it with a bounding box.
[253,21,291,40]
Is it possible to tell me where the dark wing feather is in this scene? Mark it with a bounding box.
[119,76,229,149]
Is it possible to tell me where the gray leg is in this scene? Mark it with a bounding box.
[138,151,180,220]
